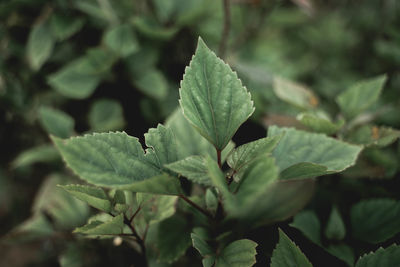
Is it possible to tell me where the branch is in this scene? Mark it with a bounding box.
[179,194,213,219]
[219,0,231,58]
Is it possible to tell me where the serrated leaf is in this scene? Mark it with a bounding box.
[215,239,258,267]
[60,184,112,213]
[156,216,191,263]
[290,210,321,245]
[273,76,318,110]
[179,37,254,150]
[74,214,124,235]
[325,206,346,240]
[12,145,59,168]
[227,135,283,179]
[165,155,210,185]
[27,21,55,70]
[268,126,362,177]
[347,125,400,148]
[38,106,75,138]
[103,24,139,57]
[50,14,84,41]
[270,229,312,267]
[297,113,344,135]
[336,75,387,119]
[88,98,125,132]
[351,198,400,243]
[52,127,181,195]
[138,193,178,224]
[165,108,234,161]
[134,69,168,100]
[355,244,400,267]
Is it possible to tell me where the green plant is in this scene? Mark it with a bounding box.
[47,38,399,266]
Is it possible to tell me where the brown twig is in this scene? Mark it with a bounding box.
[179,194,213,219]
[216,149,222,169]
[219,0,231,58]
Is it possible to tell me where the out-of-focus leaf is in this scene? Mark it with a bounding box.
[132,16,178,40]
[38,106,74,138]
[59,244,84,267]
[214,239,257,267]
[351,198,400,243]
[50,14,84,41]
[179,38,254,150]
[134,69,168,100]
[273,76,319,110]
[270,229,312,267]
[297,113,344,135]
[326,244,354,267]
[12,145,59,168]
[290,210,321,245]
[27,21,55,70]
[325,206,346,240]
[347,125,400,148]
[88,98,125,132]
[336,75,387,119]
[103,24,139,57]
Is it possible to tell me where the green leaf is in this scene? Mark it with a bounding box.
[351,198,400,243]
[137,193,178,224]
[346,125,400,147]
[59,244,84,267]
[156,216,191,263]
[205,188,218,215]
[165,155,210,186]
[27,21,55,70]
[325,206,346,240]
[268,126,362,177]
[38,106,75,138]
[191,228,214,258]
[74,214,124,235]
[50,14,84,41]
[134,69,168,100]
[205,155,230,198]
[297,113,344,135]
[60,184,112,213]
[179,37,254,150]
[52,127,181,195]
[273,76,319,110]
[270,229,313,267]
[280,162,328,180]
[132,16,178,40]
[227,135,283,180]
[165,108,234,161]
[103,24,139,57]
[215,239,258,267]
[326,244,354,267]
[336,75,387,119]
[4,214,54,242]
[355,244,400,267]
[88,98,125,132]
[290,210,321,245]
[12,145,59,168]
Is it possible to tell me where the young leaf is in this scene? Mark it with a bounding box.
[39,106,75,138]
[227,135,283,179]
[351,198,400,243]
[280,162,328,180]
[74,214,124,235]
[355,244,400,267]
[165,156,210,186]
[290,210,321,245]
[52,128,181,195]
[88,99,125,132]
[325,206,346,240]
[336,75,387,119]
[59,184,112,213]
[103,24,139,57]
[268,126,362,177]
[179,37,254,150]
[27,21,55,71]
[215,239,258,267]
[270,229,312,267]
[273,76,318,110]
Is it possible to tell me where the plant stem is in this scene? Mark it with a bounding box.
[123,216,148,267]
[179,194,213,219]
[219,0,231,58]
[216,149,222,169]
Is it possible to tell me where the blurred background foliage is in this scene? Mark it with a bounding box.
[1,0,400,266]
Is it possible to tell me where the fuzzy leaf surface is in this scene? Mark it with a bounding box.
[74,214,124,235]
[268,126,362,177]
[60,184,112,212]
[351,198,400,243]
[271,229,312,267]
[179,38,254,150]
[336,75,387,119]
[166,156,210,185]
